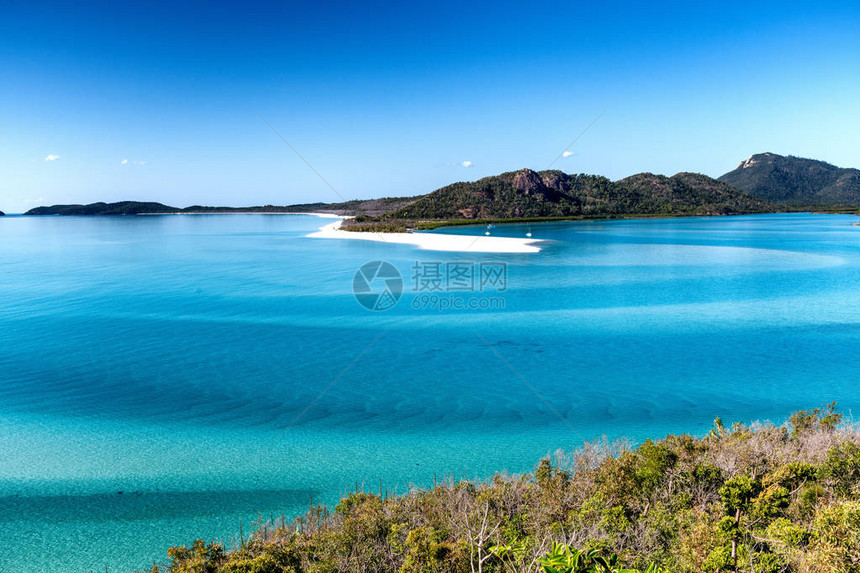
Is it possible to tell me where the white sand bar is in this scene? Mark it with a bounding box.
[308,220,543,253]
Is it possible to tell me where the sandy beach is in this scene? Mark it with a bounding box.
[307,219,543,253]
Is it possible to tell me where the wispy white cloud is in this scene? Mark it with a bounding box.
[44,154,60,162]
[121,158,128,165]
[134,160,146,165]
[437,160,475,169]
[562,151,576,158]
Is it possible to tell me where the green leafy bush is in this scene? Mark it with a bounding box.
[155,406,860,573]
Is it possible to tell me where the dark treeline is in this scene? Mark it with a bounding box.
[22,197,418,217]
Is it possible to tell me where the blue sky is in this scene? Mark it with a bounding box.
[1,0,859,212]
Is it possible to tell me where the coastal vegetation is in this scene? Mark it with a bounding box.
[153,404,860,573]
[387,169,768,219]
[338,169,772,232]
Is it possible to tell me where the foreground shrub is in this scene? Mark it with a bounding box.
[153,406,860,573]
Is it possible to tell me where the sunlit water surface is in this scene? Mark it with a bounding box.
[1,213,859,571]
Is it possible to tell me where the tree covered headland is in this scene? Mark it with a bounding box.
[155,404,860,573]
[339,169,772,232]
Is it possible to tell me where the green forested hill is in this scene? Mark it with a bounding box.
[354,168,770,230]
[390,169,591,220]
[617,172,771,215]
[718,153,860,204]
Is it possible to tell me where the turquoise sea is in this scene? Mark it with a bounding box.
[1,213,860,572]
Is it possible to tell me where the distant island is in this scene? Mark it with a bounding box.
[24,202,321,216]
[22,198,414,218]
[18,153,860,232]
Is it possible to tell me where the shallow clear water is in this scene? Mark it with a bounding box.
[1,213,859,572]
